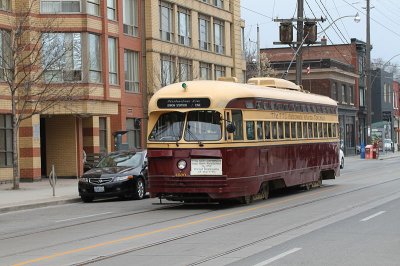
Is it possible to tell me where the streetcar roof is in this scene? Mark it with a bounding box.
[148,80,337,111]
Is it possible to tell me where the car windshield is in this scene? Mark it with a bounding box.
[184,110,222,141]
[96,152,143,168]
[148,112,185,141]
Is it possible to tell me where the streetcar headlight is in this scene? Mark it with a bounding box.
[177,160,187,170]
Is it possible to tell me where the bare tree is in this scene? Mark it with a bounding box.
[244,39,275,82]
[0,1,83,189]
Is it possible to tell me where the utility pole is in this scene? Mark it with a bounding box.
[273,0,322,85]
[366,0,372,144]
[257,23,261,76]
[295,0,304,85]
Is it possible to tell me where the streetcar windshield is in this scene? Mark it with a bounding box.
[184,111,222,141]
[148,110,222,142]
[148,112,185,141]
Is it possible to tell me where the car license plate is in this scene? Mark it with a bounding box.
[94,186,105,193]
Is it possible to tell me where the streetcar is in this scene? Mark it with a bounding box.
[146,77,340,204]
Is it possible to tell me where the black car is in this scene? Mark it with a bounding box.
[78,150,147,202]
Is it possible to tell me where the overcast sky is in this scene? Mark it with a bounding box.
[241,0,400,66]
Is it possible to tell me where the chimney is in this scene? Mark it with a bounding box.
[321,36,327,46]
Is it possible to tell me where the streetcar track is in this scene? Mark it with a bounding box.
[70,177,400,266]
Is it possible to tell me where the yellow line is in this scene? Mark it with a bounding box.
[13,188,333,266]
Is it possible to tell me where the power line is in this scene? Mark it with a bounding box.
[241,6,273,20]
[332,0,351,40]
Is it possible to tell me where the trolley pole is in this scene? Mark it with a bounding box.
[295,0,304,86]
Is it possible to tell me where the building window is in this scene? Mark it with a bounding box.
[126,118,141,149]
[41,0,81,13]
[88,34,101,83]
[341,84,346,103]
[214,19,224,54]
[123,0,139,36]
[108,37,118,85]
[0,30,11,81]
[359,88,365,107]
[214,65,225,80]
[384,83,388,103]
[107,0,116,20]
[199,15,210,51]
[178,7,191,46]
[160,1,173,42]
[0,0,10,11]
[124,49,140,92]
[160,54,175,87]
[87,0,100,16]
[178,58,192,82]
[332,82,338,101]
[213,0,223,8]
[349,86,354,104]
[99,117,107,154]
[0,114,12,167]
[200,62,211,80]
[42,33,82,83]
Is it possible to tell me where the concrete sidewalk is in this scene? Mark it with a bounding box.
[0,178,80,213]
[0,152,398,214]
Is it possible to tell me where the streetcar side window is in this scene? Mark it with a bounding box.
[278,122,284,139]
[328,123,333,138]
[308,123,313,138]
[246,121,255,140]
[291,122,296,139]
[265,121,271,140]
[257,121,263,140]
[284,122,290,139]
[303,122,307,139]
[324,123,328,138]
[318,123,323,138]
[297,122,302,139]
[232,110,243,140]
[271,122,277,139]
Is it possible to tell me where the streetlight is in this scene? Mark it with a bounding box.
[319,13,361,35]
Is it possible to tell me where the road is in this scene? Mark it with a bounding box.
[0,156,399,266]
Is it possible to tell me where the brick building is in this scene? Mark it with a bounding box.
[0,0,145,182]
[393,81,400,146]
[261,39,367,155]
[144,0,246,95]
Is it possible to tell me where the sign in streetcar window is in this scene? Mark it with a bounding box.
[190,159,222,175]
[157,98,210,108]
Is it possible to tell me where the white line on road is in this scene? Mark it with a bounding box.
[253,248,302,266]
[56,212,112,223]
[360,211,386,222]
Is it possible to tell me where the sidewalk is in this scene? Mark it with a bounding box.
[0,178,80,213]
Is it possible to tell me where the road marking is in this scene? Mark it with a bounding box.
[55,212,112,223]
[12,188,333,266]
[253,248,302,266]
[360,211,386,222]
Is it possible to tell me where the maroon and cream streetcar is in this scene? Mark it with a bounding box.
[147,78,340,204]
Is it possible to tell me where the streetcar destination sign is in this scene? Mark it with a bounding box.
[157,98,210,108]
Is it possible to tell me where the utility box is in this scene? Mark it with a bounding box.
[365,145,373,159]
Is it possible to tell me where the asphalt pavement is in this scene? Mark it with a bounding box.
[0,151,399,214]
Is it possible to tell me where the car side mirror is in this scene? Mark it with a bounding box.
[226,123,236,133]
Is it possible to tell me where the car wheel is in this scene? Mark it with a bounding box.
[81,195,94,203]
[340,157,344,169]
[132,178,145,200]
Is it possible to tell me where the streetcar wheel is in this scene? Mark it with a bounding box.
[241,195,253,204]
[305,183,312,191]
[261,183,269,200]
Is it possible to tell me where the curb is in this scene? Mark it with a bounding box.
[0,198,81,214]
